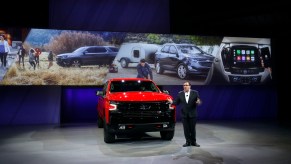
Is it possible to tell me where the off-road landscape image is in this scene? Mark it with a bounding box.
[0,52,109,85]
[0,29,125,85]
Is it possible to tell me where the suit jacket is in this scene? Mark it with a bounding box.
[172,90,200,118]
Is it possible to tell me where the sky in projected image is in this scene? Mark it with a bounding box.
[0,28,272,85]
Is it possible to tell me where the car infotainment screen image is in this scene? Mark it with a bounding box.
[208,37,272,85]
[231,46,261,68]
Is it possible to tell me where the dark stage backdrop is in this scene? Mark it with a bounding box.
[0,85,277,125]
[60,87,102,124]
[0,0,281,125]
[49,0,170,33]
[163,85,277,120]
[46,0,278,124]
[0,86,61,125]
[60,85,277,124]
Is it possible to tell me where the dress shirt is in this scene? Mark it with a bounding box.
[185,91,190,103]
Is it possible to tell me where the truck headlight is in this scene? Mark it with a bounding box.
[109,101,118,111]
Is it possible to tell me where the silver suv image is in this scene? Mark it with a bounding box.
[155,43,214,79]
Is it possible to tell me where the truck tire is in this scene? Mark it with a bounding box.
[97,115,103,128]
[104,121,115,143]
[160,130,174,140]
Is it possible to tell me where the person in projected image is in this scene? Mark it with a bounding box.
[28,48,36,70]
[34,48,41,68]
[17,44,26,68]
[168,81,202,147]
[260,56,272,80]
[47,50,54,69]
[136,58,153,80]
[0,35,11,69]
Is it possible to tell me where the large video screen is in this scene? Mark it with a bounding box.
[0,28,272,85]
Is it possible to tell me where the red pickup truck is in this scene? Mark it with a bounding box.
[96,78,176,143]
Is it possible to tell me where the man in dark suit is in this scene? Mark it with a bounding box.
[168,81,201,147]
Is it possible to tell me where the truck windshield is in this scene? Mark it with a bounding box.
[110,81,159,92]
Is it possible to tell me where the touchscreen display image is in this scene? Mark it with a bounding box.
[231,46,261,68]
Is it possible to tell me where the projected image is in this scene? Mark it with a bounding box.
[0,28,272,85]
[0,28,26,82]
[105,34,222,85]
[206,37,272,85]
[0,28,126,85]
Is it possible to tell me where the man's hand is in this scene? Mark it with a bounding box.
[196,98,202,105]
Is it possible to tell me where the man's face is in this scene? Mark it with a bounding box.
[183,82,191,92]
[140,62,145,67]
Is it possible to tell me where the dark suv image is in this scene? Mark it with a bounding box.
[56,46,119,67]
[155,43,214,79]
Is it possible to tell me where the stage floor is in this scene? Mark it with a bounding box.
[1,121,291,164]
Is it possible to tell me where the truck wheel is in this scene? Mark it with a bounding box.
[104,121,115,143]
[160,130,174,140]
[155,61,164,74]
[177,63,188,79]
[97,115,103,128]
[120,58,128,68]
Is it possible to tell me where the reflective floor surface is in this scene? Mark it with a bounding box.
[1,120,291,164]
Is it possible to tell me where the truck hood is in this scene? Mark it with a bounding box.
[108,92,172,101]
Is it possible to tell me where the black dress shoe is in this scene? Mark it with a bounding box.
[191,142,200,147]
[183,142,191,147]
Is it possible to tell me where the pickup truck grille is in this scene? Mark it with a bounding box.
[117,101,169,117]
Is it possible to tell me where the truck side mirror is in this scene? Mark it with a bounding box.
[96,91,103,96]
[163,90,170,94]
